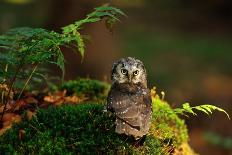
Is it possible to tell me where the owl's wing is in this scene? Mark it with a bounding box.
[115,100,143,130]
[106,89,115,113]
[107,88,152,129]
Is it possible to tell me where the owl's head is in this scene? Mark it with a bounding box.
[111,57,147,87]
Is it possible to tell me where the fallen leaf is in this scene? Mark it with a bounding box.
[44,90,66,103]
[65,95,87,104]
[26,110,36,120]
[25,96,38,104]
[0,113,21,135]
[13,99,27,111]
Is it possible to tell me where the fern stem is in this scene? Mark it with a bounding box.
[17,64,38,101]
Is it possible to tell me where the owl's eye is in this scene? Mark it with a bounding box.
[133,70,139,76]
[121,69,127,75]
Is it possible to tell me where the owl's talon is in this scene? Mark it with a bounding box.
[102,107,107,113]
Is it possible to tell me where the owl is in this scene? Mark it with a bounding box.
[107,57,152,140]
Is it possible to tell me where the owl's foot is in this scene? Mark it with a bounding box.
[133,135,146,147]
[102,106,107,113]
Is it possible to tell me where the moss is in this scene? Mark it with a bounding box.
[61,78,110,100]
[0,104,124,154]
[0,97,192,155]
[0,79,192,154]
[150,97,188,147]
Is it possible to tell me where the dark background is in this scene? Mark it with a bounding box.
[1,0,232,154]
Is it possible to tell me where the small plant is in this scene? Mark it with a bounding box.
[174,103,230,119]
[0,4,125,127]
[151,88,230,119]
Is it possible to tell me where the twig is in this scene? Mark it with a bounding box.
[17,64,38,100]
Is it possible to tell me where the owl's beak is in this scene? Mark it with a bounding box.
[128,74,132,83]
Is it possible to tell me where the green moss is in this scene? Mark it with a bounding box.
[61,78,110,100]
[0,97,190,155]
[150,97,188,147]
[0,104,129,154]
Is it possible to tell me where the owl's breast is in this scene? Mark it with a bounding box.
[107,83,151,114]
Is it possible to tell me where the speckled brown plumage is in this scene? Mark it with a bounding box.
[107,57,152,139]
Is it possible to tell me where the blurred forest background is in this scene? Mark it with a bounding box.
[0,0,231,154]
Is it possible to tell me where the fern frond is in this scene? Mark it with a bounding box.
[0,4,125,91]
[61,4,125,57]
[174,103,230,119]
[193,104,230,119]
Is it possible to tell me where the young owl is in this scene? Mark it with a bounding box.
[107,57,152,140]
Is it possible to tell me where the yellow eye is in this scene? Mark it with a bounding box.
[133,70,139,76]
[121,69,127,75]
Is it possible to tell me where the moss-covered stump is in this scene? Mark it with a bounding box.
[0,97,196,155]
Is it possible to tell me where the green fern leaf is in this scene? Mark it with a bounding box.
[0,4,125,91]
[56,50,65,80]
[74,18,101,29]
[94,5,127,17]
[194,106,210,115]
[175,103,230,119]
[193,105,230,119]
[74,31,85,58]
[61,4,125,58]
[182,103,197,115]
